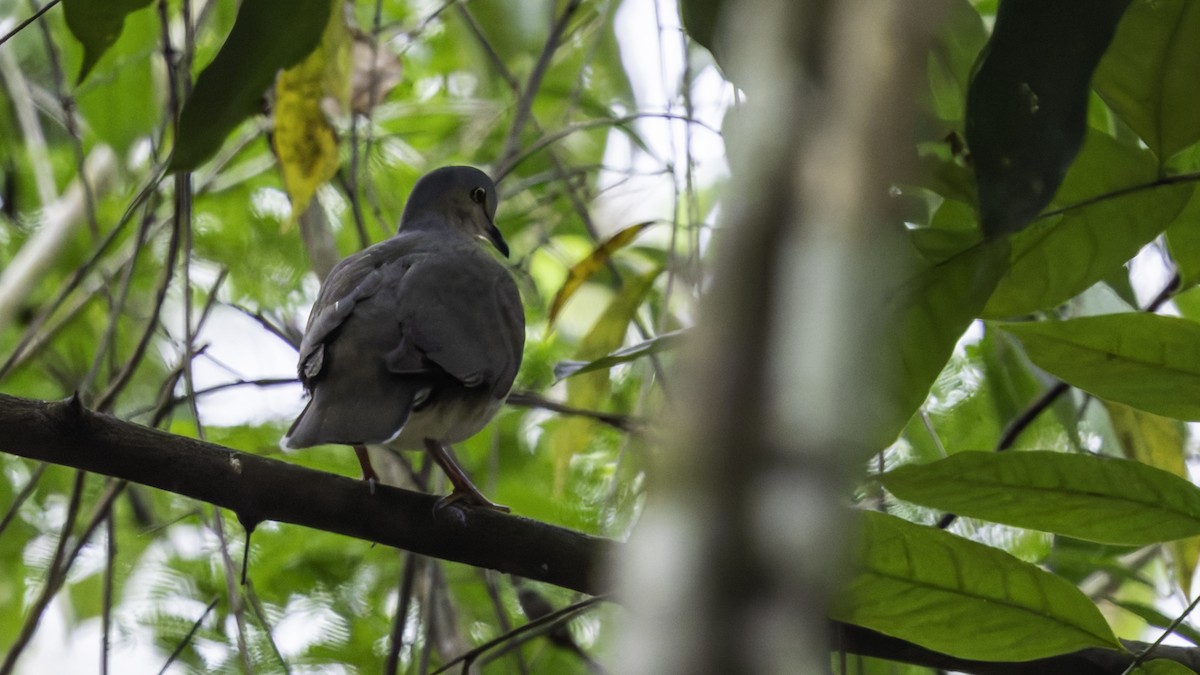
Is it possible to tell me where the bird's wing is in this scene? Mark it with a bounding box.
[387,248,525,397]
[297,238,417,387]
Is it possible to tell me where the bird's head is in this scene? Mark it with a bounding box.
[399,166,509,257]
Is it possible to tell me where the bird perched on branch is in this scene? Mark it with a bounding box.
[283,166,524,511]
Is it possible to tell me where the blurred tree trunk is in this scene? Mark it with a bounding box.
[617,1,947,672]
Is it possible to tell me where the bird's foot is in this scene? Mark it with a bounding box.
[433,489,510,514]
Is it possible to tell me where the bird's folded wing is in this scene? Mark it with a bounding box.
[296,240,415,384]
[390,254,525,397]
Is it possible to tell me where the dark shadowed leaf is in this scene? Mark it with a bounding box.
[63,0,154,83]
[554,329,685,381]
[831,511,1120,661]
[967,0,1130,237]
[170,0,333,171]
[999,314,1200,420]
[881,451,1200,545]
[1094,0,1200,163]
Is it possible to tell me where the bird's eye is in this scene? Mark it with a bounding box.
[471,187,487,204]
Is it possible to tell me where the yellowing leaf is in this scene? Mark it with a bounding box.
[548,221,656,326]
[273,0,351,229]
[546,268,662,493]
[1105,400,1200,596]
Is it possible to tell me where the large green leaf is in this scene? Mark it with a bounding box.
[62,0,154,82]
[881,451,1200,545]
[831,511,1121,661]
[999,314,1200,420]
[1165,188,1200,290]
[885,238,1009,444]
[967,0,1131,237]
[1094,0,1200,163]
[924,0,988,124]
[170,0,333,171]
[983,133,1193,318]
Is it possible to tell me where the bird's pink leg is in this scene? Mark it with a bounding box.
[424,439,509,512]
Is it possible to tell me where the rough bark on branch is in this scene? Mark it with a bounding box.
[0,392,612,595]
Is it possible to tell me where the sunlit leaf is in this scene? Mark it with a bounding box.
[546,268,662,493]
[554,329,684,381]
[171,0,333,171]
[1094,0,1200,163]
[1165,188,1200,291]
[1112,600,1200,646]
[924,0,988,124]
[62,0,153,83]
[967,0,1130,237]
[273,0,351,228]
[983,133,1193,318]
[1104,401,1199,594]
[884,238,1009,445]
[882,451,1200,545]
[831,511,1121,661]
[548,221,656,326]
[999,314,1200,420]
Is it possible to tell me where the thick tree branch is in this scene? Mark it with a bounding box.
[0,393,613,596]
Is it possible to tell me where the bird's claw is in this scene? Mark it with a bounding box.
[433,489,510,514]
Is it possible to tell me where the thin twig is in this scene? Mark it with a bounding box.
[0,0,59,48]
[156,598,219,675]
[244,581,291,674]
[506,390,643,432]
[430,596,608,675]
[0,463,46,539]
[385,551,420,675]
[101,509,115,675]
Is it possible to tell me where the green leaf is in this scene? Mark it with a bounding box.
[924,0,988,124]
[1131,660,1200,675]
[999,314,1200,420]
[984,133,1193,318]
[1165,189,1200,291]
[170,0,333,171]
[62,0,154,83]
[1094,0,1200,163]
[548,221,656,326]
[831,511,1120,661]
[1112,599,1200,646]
[966,0,1130,237]
[885,238,1009,443]
[554,328,684,381]
[881,451,1200,545]
[1103,400,1200,594]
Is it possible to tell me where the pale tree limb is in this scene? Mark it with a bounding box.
[614,0,946,673]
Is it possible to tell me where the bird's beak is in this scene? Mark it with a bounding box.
[486,222,510,258]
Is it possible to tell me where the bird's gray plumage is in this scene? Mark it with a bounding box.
[283,166,524,458]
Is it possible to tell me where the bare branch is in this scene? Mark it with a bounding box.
[0,393,614,595]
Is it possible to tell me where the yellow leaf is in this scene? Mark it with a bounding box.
[547,268,662,493]
[548,221,656,326]
[1104,400,1199,596]
[273,0,351,229]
